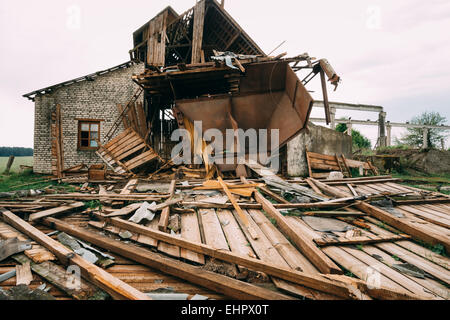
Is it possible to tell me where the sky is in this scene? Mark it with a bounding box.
[1,0,449,148]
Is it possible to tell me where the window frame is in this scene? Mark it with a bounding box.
[77,120,101,151]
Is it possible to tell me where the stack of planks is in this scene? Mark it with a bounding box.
[306,151,378,179]
[96,128,160,174]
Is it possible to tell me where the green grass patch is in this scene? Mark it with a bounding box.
[0,171,76,193]
[0,156,33,174]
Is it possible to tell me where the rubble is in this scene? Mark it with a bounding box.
[4,0,449,301]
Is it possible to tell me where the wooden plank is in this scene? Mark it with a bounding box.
[341,155,352,178]
[338,246,439,299]
[1,209,149,300]
[13,254,106,300]
[51,217,294,300]
[99,216,417,300]
[191,0,206,64]
[323,246,410,294]
[0,221,56,263]
[248,209,318,275]
[358,246,449,299]
[127,102,139,133]
[16,262,33,285]
[121,179,138,195]
[259,186,290,204]
[216,209,258,271]
[180,210,205,265]
[29,202,85,222]
[125,150,158,170]
[303,211,366,218]
[375,242,450,285]
[233,209,332,299]
[310,179,450,253]
[314,235,411,247]
[251,188,342,275]
[218,177,259,240]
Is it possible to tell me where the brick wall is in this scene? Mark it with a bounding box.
[33,63,145,174]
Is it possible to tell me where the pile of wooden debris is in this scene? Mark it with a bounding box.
[1,161,449,300]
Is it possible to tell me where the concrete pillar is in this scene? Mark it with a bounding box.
[346,121,353,136]
[330,107,336,130]
[422,128,429,149]
[378,112,387,148]
[386,124,392,147]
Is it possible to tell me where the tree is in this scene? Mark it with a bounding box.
[336,123,372,150]
[399,112,447,149]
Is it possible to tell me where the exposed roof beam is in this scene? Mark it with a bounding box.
[310,118,450,130]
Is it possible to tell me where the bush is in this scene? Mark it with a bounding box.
[336,123,372,150]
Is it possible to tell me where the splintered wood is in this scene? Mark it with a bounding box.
[1,168,448,301]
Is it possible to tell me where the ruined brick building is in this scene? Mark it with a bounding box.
[24,0,350,176]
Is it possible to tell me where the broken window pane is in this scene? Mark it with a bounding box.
[81,139,89,147]
[90,124,99,132]
[81,131,89,139]
[91,132,98,139]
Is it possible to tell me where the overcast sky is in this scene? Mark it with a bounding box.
[1,0,449,148]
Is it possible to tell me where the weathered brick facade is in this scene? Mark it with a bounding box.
[33,63,145,174]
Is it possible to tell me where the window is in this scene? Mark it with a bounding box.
[78,121,100,150]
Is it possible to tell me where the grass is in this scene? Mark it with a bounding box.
[0,156,33,173]
[0,170,76,193]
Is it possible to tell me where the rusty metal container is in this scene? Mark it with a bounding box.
[175,61,313,150]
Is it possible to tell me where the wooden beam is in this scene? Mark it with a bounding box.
[310,179,450,253]
[314,235,411,247]
[95,216,425,300]
[191,0,206,64]
[303,211,366,218]
[159,180,176,232]
[28,202,85,222]
[43,217,293,300]
[251,189,343,275]
[259,186,290,204]
[0,208,149,300]
[218,177,259,239]
[179,202,350,210]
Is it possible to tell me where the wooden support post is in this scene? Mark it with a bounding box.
[158,180,176,232]
[43,217,293,300]
[0,208,149,300]
[191,0,206,64]
[3,155,15,174]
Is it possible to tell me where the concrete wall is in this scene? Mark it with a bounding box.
[33,63,145,174]
[287,123,352,177]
